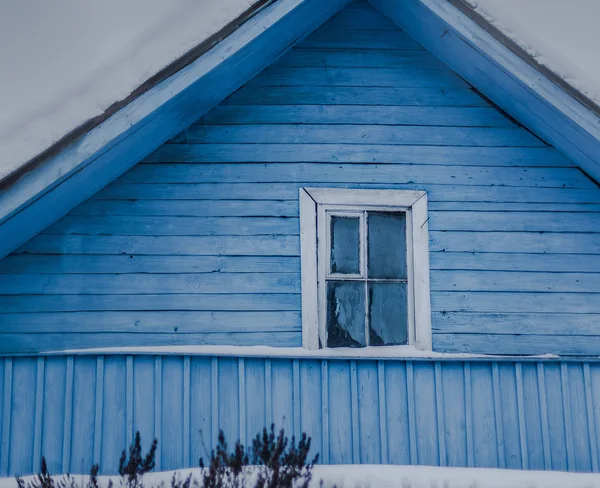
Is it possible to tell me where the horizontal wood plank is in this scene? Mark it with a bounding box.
[434,333,600,356]
[429,202,600,212]
[302,28,420,49]
[44,216,299,236]
[430,252,600,273]
[429,211,600,232]
[0,311,301,334]
[146,144,568,166]
[17,235,300,256]
[430,232,600,254]
[431,292,600,314]
[224,86,488,106]
[0,293,300,313]
[323,10,398,30]
[430,271,600,293]
[182,124,544,147]
[120,164,590,188]
[98,183,599,203]
[274,48,444,68]
[201,105,515,127]
[0,255,300,274]
[0,332,301,354]
[248,67,468,88]
[0,273,301,295]
[69,199,600,218]
[50,211,600,237]
[432,312,600,335]
[71,200,299,218]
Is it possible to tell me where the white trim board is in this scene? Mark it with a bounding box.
[369,0,600,183]
[300,187,432,352]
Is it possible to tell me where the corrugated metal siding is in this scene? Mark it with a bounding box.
[0,1,599,354]
[1,355,600,475]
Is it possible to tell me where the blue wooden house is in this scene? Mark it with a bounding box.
[1,0,600,477]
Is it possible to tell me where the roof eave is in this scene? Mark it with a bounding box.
[370,0,600,184]
[0,0,350,260]
[449,0,600,120]
[0,0,275,192]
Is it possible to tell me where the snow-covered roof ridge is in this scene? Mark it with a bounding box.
[0,0,266,185]
[459,0,600,114]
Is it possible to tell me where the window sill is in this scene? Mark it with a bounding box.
[18,344,566,362]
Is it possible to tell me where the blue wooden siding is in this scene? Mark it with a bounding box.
[2,354,600,475]
[1,1,600,354]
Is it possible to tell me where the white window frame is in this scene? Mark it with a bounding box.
[299,188,432,352]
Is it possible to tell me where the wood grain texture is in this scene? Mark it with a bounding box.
[1,0,600,356]
[146,144,567,165]
[0,294,300,313]
[119,163,591,188]
[181,124,544,146]
[202,105,515,127]
[97,183,596,203]
[248,66,469,88]
[0,273,301,295]
[0,354,591,474]
[43,216,299,236]
[0,0,351,260]
[224,85,487,106]
[369,0,600,182]
[274,48,445,68]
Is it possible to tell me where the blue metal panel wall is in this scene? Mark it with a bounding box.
[1,354,600,476]
[0,1,599,354]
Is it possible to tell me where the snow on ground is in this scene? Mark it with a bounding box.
[465,0,600,107]
[0,0,259,182]
[2,466,600,488]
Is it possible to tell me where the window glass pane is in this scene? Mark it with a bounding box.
[368,283,408,346]
[326,281,365,347]
[367,212,406,279]
[330,216,360,275]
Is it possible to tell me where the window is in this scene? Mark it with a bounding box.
[299,188,431,351]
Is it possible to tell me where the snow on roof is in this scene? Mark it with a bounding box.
[465,0,600,109]
[0,0,260,183]
[3,0,599,187]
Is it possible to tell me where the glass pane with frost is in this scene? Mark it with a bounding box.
[369,283,408,346]
[330,216,360,274]
[326,281,365,347]
[367,212,406,279]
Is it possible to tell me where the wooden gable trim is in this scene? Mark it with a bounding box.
[0,0,350,260]
[449,0,600,119]
[0,0,275,193]
[370,0,600,184]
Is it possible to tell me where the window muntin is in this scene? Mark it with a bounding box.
[324,209,409,348]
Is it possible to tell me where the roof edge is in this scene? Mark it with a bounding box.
[449,0,600,119]
[370,0,600,183]
[0,0,274,190]
[0,0,350,260]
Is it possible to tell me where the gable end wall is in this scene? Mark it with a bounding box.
[1,1,599,355]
